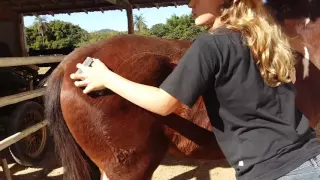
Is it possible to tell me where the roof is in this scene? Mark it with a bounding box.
[0,0,189,16]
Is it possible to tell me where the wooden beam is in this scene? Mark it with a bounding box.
[9,0,21,8]
[155,3,159,9]
[0,55,64,67]
[19,0,189,16]
[0,119,49,151]
[173,1,177,8]
[0,9,18,21]
[99,8,105,13]
[104,0,130,7]
[20,3,118,15]
[0,88,45,108]
[51,0,62,6]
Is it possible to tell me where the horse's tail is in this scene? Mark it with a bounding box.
[43,65,100,180]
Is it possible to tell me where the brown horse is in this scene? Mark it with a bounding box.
[44,35,225,180]
[43,2,320,180]
[265,0,320,128]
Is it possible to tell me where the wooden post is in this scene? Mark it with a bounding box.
[18,14,27,56]
[1,159,12,180]
[126,5,134,34]
[0,9,18,21]
[0,9,24,57]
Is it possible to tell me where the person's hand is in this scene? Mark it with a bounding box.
[70,58,111,94]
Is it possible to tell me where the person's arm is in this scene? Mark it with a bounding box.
[73,60,180,116]
[102,71,180,116]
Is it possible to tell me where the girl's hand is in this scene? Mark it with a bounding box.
[70,58,111,94]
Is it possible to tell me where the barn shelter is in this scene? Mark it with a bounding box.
[0,0,188,57]
[0,1,188,180]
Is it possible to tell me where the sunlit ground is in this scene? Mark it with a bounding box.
[0,151,235,180]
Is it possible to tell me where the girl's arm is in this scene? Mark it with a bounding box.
[102,71,180,116]
[71,61,180,116]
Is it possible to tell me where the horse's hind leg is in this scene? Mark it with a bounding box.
[100,172,152,180]
[100,132,169,180]
[100,152,164,180]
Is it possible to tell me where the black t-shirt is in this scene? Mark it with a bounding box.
[159,28,320,180]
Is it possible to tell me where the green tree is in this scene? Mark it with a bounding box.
[82,31,125,45]
[34,15,49,48]
[149,23,168,38]
[134,14,147,33]
[24,13,209,51]
[25,20,90,50]
[149,14,208,40]
[46,20,89,48]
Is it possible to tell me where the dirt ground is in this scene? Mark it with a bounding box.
[2,123,319,180]
[0,144,235,180]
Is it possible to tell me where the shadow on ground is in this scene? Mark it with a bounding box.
[0,139,63,180]
[0,143,234,180]
[155,154,233,180]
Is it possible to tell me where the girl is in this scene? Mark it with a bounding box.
[70,0,320,179]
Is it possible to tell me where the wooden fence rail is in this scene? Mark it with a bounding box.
[0,55,64,180]
[0,55,65,67]
[0,88,45,108]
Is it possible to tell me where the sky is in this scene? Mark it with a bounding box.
[23,5,191,32]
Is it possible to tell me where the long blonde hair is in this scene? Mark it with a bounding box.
[218,0,295,87]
